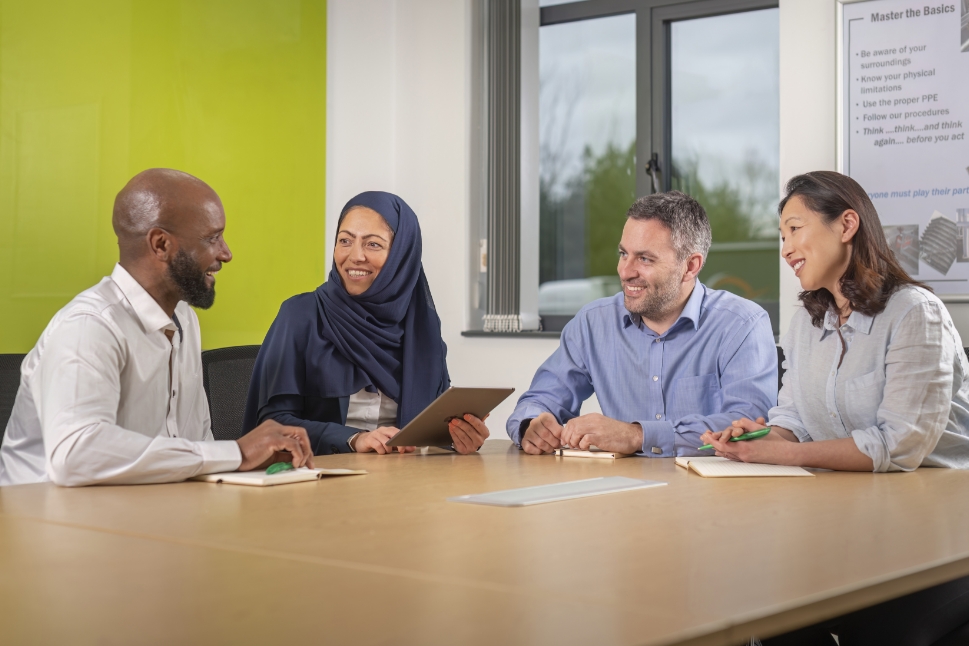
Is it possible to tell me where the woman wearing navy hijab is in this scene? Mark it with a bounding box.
[243,191,490,455]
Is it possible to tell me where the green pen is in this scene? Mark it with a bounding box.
[265,461,296,475]
[697,428,770,451]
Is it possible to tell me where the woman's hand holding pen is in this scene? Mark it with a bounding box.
[699,417,798,464]
[699,417,762,446]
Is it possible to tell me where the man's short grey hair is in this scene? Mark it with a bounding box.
[626,190,712,262]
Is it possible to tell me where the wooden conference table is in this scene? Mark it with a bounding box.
[1,441,969,645]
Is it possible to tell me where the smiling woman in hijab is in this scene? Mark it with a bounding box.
[242,191,490,455]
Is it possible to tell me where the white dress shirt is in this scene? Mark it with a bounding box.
[0,264,242,486]
[769,286,969,472]
[346,388,399,431]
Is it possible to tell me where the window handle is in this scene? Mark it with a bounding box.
[645,153,662,194]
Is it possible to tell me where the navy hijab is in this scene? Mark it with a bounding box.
[242,192,448,431]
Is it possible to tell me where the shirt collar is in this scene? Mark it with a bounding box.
[820,308,873,339]
[110,264,179,336]
[678,281,704,331]
[623,280,704,333]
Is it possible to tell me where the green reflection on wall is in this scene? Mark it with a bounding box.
[0,0,327,352]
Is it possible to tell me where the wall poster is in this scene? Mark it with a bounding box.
[842,0,969,294]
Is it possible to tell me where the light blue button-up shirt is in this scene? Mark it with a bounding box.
[507,282,777,456]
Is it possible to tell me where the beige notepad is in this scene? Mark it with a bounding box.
[557,448,631,459]
[192,467,367,487]
[675,456,813,477]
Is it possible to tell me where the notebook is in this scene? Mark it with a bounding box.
[557,448,631,459]
[448,476,666,507]
[192,467,368,487]
[675,456,813,478]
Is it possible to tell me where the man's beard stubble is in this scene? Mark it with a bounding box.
[623,267,682,321]
[168,248,216,309]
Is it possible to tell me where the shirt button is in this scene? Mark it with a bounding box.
[651,447,662,454]
[172,390,176,398]
[655,413,662,420]
[654,338,661,343]
[830,413,837,418]
[652,376,659,381]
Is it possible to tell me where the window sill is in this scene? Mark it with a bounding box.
[461,330,561,339]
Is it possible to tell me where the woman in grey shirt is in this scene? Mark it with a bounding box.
[702,171,969,472]
[701,171,969,645]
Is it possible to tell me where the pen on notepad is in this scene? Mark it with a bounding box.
[697,428,770,451]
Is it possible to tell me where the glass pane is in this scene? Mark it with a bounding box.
[539,13,635,330]
[670,8,780,334]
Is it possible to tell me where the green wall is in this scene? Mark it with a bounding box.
[0,0,328,352]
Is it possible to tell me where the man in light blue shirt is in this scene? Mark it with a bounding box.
[508,191,777,457]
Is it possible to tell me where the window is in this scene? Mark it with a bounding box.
[538,13,636,331]
[669,8,780,333]
[535,0,780,334]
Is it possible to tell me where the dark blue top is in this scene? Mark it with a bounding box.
[242,191,449,453]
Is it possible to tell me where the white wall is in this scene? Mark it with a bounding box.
[327,0,561,440]
[777,0,837,334]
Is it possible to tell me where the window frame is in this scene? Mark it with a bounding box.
[466,0,780,336]
[541,0,777,198]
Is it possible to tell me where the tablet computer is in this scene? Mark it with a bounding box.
[385,387,515,447]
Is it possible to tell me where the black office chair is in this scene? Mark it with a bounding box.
[776,345,785,393]
[0,354,26,445]
[935,619,969,645]
[201,345,261,441]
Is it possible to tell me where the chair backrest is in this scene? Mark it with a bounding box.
[776,345,785,394]
[0,354,26,446]
[201,346,261,441]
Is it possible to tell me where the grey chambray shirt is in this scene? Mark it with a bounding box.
[769,285,969,472]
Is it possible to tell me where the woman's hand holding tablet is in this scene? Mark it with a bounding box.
[385,387,514,450]
[448,414,490,454]
[351,427,416,454]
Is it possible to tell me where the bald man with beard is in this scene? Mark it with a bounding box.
[0,169,313,486]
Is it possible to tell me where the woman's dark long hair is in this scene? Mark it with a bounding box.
[779,171,928,327]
